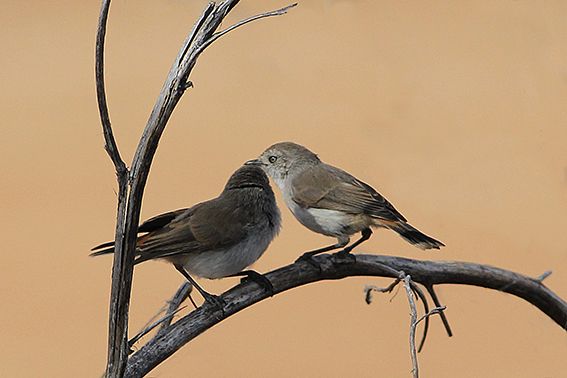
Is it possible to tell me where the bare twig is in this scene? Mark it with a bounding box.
[128,283,193,352]
[410,283,432,353]
[125,254,567,377]
[95,0,126,173]
[402,275,419,378]
[364,277,402,303]
[156,282,194,338]
[364,273,434,353]
[198,3,298,52]
[415,306,447,327]
[535,270,553,282]
[332,273,445,377]
[402,275,448,378]
[366,272,436,377]
[425,285,453,337]
[128,307,186,353]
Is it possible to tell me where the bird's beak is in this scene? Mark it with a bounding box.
[244,159,263,166]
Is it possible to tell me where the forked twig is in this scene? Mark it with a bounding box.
[128,307,186,353]
[425,285,453,337]
[365,273,436,353]
[128,282,193,352]
[198,3,298,53]
[415,306,447,326]
[402,275,420,378]
[156,282,194,338]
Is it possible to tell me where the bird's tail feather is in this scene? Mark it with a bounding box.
[89,248,114,257]
[90,241,115,257]
[388,222,444,250]
[90,242,144,264]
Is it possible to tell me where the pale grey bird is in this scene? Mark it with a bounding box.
[250,142,444,263]
[91,164,281,308]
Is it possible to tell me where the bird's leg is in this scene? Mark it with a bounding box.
[228,270,274,296]
[295,238,350,270]
[334,228,373,262]
[174,264,224,314]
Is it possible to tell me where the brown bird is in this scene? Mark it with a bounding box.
[249,142,444,262]
[91,164,281,308]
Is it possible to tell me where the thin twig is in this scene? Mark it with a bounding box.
[364,277,402,304]
[129,282,193,352]
[535,270,553,282]
[128,307,187,353]
[95,0,126,173]
[425,285,453,337]
[415,306,447,327]
[409,284,431,353]
[156,282,194,338]
[364,273,433,353]
[198,3,298,53]
[402,275,420,378]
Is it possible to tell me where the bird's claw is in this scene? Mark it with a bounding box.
[202,293,225,315]
[240,272,274,297]
[332,250,357,264]
[295,253,322,271]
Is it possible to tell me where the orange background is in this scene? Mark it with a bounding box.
[1,1,566,377]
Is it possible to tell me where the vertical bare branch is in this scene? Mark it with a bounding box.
[95,0,126,173]
[95,0,133,376]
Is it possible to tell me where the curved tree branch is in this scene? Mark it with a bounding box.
[95,1,131,376]
[125,254,567,377]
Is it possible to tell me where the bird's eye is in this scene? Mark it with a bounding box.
[268,156,277,163]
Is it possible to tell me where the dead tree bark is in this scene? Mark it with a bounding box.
[94,1,297,376]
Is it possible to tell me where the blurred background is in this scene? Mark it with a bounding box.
[1,0,566,376]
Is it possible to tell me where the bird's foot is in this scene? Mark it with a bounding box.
[295,253,322,271]
[332,250,357,264]
[201,292,225,315]
[239,271,274,297]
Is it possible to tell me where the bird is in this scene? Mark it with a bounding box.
[91,164,281,309]
[249,142,444,263]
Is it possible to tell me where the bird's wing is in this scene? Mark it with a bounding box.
[135,197,250,263]
[90,208,190,255]
[291,164,406,222]
[138,208,190,233]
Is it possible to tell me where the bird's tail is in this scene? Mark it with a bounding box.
[90,241,115,257]
[90,241,146,265]
[388,222,445,250]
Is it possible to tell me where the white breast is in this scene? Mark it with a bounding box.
[180,222,278,280]
[282,192,349,237]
